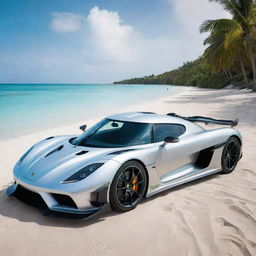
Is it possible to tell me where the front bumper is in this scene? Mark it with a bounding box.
[7,182,110,219]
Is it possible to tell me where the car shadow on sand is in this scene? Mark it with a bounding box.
[0,174,219,228]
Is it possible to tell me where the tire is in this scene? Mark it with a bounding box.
[221,136,241,174]
[109,160,147,212]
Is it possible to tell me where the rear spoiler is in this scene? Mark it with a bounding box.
[167,113,238,127]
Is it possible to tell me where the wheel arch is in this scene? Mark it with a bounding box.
[221,135,241,174]
[231,135,242,146]
[107,158,149,203]
[122,158,149,197]
[108,158,149,211]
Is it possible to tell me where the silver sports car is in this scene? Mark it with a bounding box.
[7,112,242,218]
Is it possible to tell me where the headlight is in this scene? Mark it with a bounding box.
[61,163,104,184]
[18,146,34,164]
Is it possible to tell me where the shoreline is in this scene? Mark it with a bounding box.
[0,86,255,256]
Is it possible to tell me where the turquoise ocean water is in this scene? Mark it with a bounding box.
[0,84,181,140]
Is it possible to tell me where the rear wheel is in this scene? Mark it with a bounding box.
[109,161,147,212]
[221,137,241,174]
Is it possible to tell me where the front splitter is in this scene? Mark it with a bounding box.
[7,183,111,219]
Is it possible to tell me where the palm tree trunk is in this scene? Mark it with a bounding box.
[247,39,256,92]
[239,55,248,85]
[223,70,230,80]
[227,70,233,79]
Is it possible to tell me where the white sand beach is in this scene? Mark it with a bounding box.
[0,87,256,256]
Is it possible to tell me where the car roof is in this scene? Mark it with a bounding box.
[108,112,182,123]
[107,112,204,132]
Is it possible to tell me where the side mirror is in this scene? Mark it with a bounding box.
[79,124,87,132]
[164,136,180,143]
[111,122,119,128]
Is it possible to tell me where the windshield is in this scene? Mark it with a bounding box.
[71,118,152,148]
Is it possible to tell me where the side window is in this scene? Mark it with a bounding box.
[153,124,186,142]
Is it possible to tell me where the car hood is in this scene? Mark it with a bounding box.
[15,135,126,182]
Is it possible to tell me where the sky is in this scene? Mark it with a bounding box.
[0,0,229,83]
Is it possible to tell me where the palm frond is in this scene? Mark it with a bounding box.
[200,18,240,33]
[251,2,256,18]
[203,31,238,72]
[210,0,247,23]
[202,19,243,72]
[224,28,244,53]
[238,0,253,18]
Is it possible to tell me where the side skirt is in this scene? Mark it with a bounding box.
[146,168,221,198]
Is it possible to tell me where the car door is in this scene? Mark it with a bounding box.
[153,123,204,182]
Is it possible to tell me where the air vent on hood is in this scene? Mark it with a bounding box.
[45,136,54,140]
[75,150,88,156]
[44,145,64,158]
[139,112,155,114]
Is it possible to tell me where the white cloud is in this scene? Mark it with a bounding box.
[169,0,230,35]
[87,7,137,62]
[50,12,85,33]
[86,6,183,72]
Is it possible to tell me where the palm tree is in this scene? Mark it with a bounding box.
[202,20,249,83]
[200,0,256,91]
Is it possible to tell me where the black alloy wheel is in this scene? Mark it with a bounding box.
[221,137,241,174]
[109,161,147,212]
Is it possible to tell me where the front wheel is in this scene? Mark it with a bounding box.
[109,161,147,212]
[221,137,241,174]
